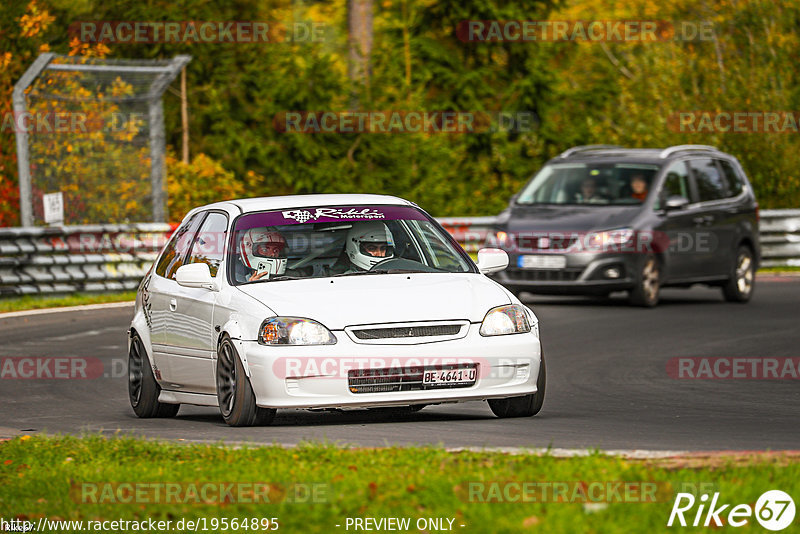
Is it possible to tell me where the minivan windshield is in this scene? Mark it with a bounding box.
[517,163,661,205]
[229,205,475,284]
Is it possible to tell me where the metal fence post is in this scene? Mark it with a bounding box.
[147,55,192,223]
[12,53,55,228]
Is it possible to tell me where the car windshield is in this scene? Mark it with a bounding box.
[229,205,475,284]
[516,162,661,205]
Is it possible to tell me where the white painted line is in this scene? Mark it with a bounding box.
[0,300,134,319]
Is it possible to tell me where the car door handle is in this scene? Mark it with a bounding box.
[169,298,177,312]
[693,215,714,226]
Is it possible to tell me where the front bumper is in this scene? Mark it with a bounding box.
[238,325,542,409]
[493,252,645,294]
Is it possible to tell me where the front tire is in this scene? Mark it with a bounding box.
[216,336,276,427]
[628,254,660,307]
[128,334,180,418]
[488,353,546,418]
[722,245,755,303]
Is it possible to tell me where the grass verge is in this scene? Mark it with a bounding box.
[1,435,798,533]
[0,292,136,314]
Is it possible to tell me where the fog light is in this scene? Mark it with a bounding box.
[605,267,621,279]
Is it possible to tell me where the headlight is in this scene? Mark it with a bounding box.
[586,228,634,250]
[479,305,531,336]
[258,317,337,345]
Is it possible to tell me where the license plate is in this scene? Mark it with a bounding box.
[518,254,567,269]
[422,366,477,387]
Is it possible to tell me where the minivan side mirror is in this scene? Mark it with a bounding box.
[664,195,689,211]
[477,248,509,274]
[175,263,217,290]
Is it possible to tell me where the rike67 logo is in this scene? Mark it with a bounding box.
[668,490,795,531]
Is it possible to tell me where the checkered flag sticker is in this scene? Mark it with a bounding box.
[283,210,313,223]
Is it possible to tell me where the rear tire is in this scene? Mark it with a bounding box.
[128,334,180,418]
[488,353,546,418]
[722,245,755,303]
[628,254,660,307]
[216,336,276,427]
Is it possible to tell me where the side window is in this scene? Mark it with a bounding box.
[717,159,744,197]
[655,161,691,209]
[154,214,203,279]
[186,212,228,277]
[688,158,727,202]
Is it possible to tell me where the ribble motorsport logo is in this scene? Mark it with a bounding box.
[282,208,385,223]
[667,489,795,530]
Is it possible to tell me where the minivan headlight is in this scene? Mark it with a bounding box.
[258,317,337,345]
[480,305,531,336]
[587,228,634,249]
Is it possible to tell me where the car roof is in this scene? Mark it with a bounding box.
[553,146,734,165]
[189,194,415,216]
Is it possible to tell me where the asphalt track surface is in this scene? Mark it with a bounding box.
[1,277,798,451]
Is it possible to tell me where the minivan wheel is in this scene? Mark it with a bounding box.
[628,255,660,307]
[128,334,180,418]
[722,245,755,303]
[488,353,546,418]
[216,336,276,427]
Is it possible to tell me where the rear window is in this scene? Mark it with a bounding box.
[717,159,745,197]
[688,158,727,202]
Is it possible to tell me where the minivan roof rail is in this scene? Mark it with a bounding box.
[659,145,719,159]
[558,145,622,158]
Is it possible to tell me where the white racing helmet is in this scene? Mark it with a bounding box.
[240,228,288,278]
[346,221,395,271]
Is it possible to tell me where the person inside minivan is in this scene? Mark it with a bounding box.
[629,174,649,202]
[574,177,607,204]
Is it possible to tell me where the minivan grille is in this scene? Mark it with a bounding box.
[506,268,582,282]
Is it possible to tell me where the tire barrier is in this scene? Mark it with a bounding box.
[0,210,797,297]
[0,223,174,297]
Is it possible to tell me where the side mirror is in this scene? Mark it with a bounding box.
[477,248,509,274]
[664,195,689,211]
[175,263,217,290]
[509,193,520,205]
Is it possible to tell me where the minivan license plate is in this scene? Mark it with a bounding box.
[518,255,567,269]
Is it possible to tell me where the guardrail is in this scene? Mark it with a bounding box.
[0,224,173,297]
[0,210,797,297]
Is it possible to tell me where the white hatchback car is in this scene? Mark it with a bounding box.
[128,194,545,426]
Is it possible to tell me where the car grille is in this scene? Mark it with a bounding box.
[505,268,582,282]
[352,324,462,340]
[348,364,477,394]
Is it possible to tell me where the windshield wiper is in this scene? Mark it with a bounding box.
[331,270,387,277]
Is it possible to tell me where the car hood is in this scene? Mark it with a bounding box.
[500,204,639,233]
[235,273,510,330]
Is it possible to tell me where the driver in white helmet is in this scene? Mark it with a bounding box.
[239,228,289,282]
[330,221,395,274]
